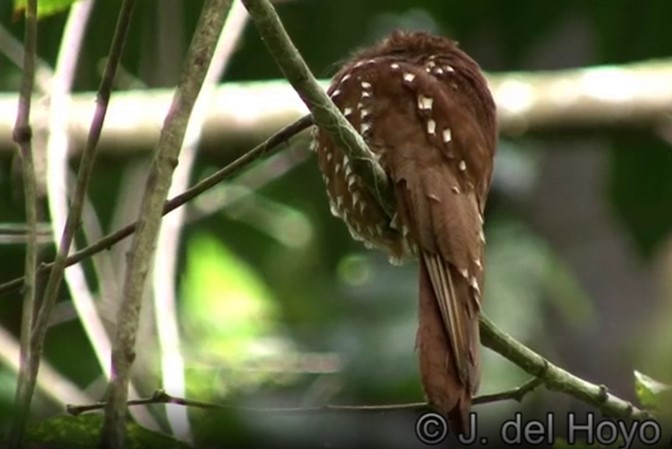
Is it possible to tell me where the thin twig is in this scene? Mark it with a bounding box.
[68,378,541,417]
[240,0,395,217]
[9,0,39,445]
[100,1,230,447]
[39,0,158,432]
[152,0,248,442]
[479,314,649,419]
[0,115,312,299]
[14,1,140,444]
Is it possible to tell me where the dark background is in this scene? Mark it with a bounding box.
[1,0,671,447]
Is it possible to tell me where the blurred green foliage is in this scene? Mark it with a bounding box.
[1,0,671,446]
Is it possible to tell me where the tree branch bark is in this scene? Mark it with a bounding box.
[99,1,230,447]
[1,59,671,156]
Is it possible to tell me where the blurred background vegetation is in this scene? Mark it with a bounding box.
[1,0,671,447]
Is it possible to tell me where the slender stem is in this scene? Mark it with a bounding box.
[152,0,247,442]
[16,1,138,440]
[38,0,155,432]
[67,379,540,416]
[479,314,648,419]
[240,0,395,217]
[100,1,230,447]
[0,115,312,299]
[9,0,39,445]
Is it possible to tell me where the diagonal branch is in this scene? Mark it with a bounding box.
[12,2,140,446]
[240,0,395,217]
[0,115,312,299]
[479,314,648,419]
[99,1,231,447]
[151,0,250,442]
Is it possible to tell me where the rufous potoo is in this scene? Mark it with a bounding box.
[312,30,497,432]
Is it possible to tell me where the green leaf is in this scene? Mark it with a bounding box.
[179,233,291,398]
[634,370,672,409]
[24,414,190,448]
[14,0,82,17]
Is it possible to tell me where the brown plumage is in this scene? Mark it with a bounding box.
[312,30,497,433]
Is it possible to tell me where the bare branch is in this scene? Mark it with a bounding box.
[12,1,141,446]
[241,0,394,217]
[67,379,541,416]
[100,1,230,447]
[479,314,649,419]
[152,0,249,442]
[1,59,671,155]
[9,0,39,444]
[0,115,311,299]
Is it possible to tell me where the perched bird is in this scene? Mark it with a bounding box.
[312,30,497,433]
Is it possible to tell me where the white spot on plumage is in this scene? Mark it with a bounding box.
[426,119,437,135]
[390,213,400,230]
[359,201,366,213]
[451,185,460,194]
[326,153,332,162]
[345,163,352,178]
[309,140,317,152]
[336,196,343,209]
[390,63,400,70]
[403,72,416,83]
[443,128,452,143]
[360,122,372,134]
[343,107,353,117]
[348,176,356,188]
[401,225,410,236]
[360,108,372,119]
[427,193,440,202]
[361,81,372,89]
[479,214,484,225]
[418,95,433,111]
[335,163,341,174]
[434,67,444,75]
[426,60,436,68]
[341,73,351,83]
[354,59,372,68]
[479,229,486,244]
[331,89,341,98]
[329,203,339,217]
[352,192,360,209]
[446,65,455,72]
[459,268,469,279]
[474,258,483,270]
[361,91,372,98]
[470,276,481,295]
[459,160,467,171]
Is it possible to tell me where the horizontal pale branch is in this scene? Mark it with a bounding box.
[1,58,671,155]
